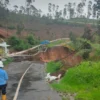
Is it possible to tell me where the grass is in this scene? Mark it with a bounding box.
[48,61,100,100]
[3,57,13,65]
[46,61,62,73]
[67,18,97,24]
[47,39,70,48]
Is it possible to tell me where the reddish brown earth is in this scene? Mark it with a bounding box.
[12,46,82,68]
[0,24,96,40]
[0,28,14,38]
[36,46,82,68]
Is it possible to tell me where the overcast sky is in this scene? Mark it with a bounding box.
[8,0,94,14]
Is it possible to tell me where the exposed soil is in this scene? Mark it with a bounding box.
[35,46,82,68]
[0,23,96,40]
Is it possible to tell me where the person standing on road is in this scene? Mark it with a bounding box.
[0,60,8,100]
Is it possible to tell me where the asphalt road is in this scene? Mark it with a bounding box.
[6,61,62,100]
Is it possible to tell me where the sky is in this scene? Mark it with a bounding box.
[8,0,94,14]
[8,0,82,13]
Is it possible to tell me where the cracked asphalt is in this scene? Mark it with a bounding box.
[6,61,62,100]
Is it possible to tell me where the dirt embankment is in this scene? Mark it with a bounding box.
[12,46,82,68]
[35,46,82,68]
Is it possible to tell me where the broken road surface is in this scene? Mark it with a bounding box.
[6,61,62,100]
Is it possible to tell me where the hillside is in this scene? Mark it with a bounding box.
[0,21,96,40]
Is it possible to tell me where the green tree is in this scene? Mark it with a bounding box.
[8,36,20,46]
[52,4,56,17]
[63,4,67,18]
[4,0,9,8]
[77,0,85,18]
[48,3,52,17]
[94,0,100,18]
[13,5,18,13]
[82,25,93,40]
[92,4,97,18]
[27,34,39,45]
[87,1,92,18]
[20,6,25,14]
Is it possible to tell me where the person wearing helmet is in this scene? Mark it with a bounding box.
[0,60,8,100]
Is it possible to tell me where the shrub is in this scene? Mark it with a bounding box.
[8,36,20,46]
[46,61,62,73]
[8,36,29,51]
[3,57,13,65]
[26,34,40,45]
[51,61,100,100]
[14,41,29,51]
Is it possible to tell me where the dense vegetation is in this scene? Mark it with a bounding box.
[46,61,62,73]
[7,34,40,51]
[46,25,100,100]
[51,61,100,100]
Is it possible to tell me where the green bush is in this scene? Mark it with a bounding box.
[46,61,62,73]
[14,40,29,51]
[51,61,100,100]
[8,36,29,51]
[8,35,40,51]
[26,34,40,45]
[8,36,20,46]
[3,57,13,65]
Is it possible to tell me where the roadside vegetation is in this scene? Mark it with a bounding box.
[46,24,100,100]
[47,39,69,48]
[7,34,40,51]
[51,61,100,100]
[46,61,62,73]
[3,57,13,65]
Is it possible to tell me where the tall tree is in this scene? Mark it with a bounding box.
[92,4,97,18]
[77,3,84,18]
[26,0,35,15]
[4,0,9,8]
[68,2,72,19]
[56,5,59,12]
[94,0,100,36]
[63,4,67,18]
[48,3,52,17]
[53,4,55,11]
[38,9,42,17]
[20,6,25,14]
[94,0,100,18]
[52,4,55,17]
[30,5,38,15]
[70,8,75,19]
[26,0,32,6]
[87,1,92,18]
[13,5,18,13]
[77,0,86,18]
[55,5,60,19]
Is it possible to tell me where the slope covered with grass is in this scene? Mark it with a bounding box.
[51,61,100,100]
